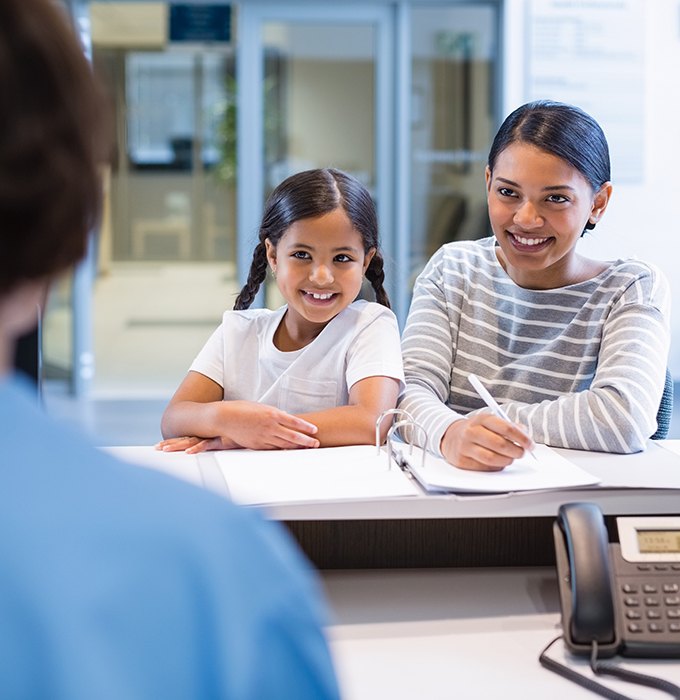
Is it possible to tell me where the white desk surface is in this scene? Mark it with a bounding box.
[109,441,680,521]
[323,566,680,699]
[107,446,680,696]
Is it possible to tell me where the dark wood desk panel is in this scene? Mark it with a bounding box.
[285,516,558,569]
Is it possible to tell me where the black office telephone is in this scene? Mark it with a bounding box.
[553,502,680,659]
[543,503,680,698]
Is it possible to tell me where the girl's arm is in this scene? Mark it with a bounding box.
[297,375,401,447]
[159,371,320,451]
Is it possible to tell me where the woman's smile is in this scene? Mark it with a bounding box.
[506,231,553,252]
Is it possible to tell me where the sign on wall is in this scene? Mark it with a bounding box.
[526,0,644,183]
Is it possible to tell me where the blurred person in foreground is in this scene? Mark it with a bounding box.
[0,1,340,697]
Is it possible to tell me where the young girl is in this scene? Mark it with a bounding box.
[399,100,670,471]
[158,168,404,453]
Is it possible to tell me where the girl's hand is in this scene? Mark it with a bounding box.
[158,401,320,452]
[220,402,320,450]
[440,414,534,471]
[154,436,219,454]
[156,435,238,454]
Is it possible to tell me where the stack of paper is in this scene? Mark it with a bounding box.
[395,443,601,494]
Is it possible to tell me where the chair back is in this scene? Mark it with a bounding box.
[651,367,674,440]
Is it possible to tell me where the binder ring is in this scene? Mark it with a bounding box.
[374,408,416,455]
[386,419,428,471]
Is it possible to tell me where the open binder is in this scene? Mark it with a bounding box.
[381,409,601,495]
[212,410,600,506]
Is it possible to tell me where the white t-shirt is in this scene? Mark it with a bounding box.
[190,300,405,414]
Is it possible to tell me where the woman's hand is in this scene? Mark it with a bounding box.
[440,414,534,471]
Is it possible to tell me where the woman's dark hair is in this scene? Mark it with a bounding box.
[487,100,610,231]
[0,0,109,294]
[234,168,390,310]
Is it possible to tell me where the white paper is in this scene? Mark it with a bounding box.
[214,445,421,505]
[103,446,204,488]
[398,443,600,494]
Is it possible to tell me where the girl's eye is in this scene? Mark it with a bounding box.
[291,251,310,260]
[498,187,516,198]
[334,254,353,263]
[546,194,568,204]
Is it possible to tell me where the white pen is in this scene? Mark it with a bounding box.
[468,373,538,460]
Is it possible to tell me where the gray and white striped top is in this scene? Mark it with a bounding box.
[399,236,671,456]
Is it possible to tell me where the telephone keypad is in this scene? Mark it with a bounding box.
[615,553,680,650]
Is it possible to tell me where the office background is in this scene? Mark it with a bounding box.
[43,0,680,445]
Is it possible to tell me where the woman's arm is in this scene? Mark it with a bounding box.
[159,371,320,451]
[399,275,532,469]
[497,296,670,454]
[297,375,401,447]
[398,252,469,455]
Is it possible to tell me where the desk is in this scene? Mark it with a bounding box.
[110,441,680,569]
[323,566,680,699]
[277,443,680,568]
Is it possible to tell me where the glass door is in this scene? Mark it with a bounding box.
[408,4,498,286]
[236,5,396,310]
[43,2,240,398]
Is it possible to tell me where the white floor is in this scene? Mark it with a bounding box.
[44,261,239,399]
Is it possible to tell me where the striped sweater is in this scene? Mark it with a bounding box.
[399,236,671,456]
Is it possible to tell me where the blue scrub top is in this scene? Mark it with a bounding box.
[0,375,339,699]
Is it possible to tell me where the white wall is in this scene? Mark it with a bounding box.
[503,0,680,375]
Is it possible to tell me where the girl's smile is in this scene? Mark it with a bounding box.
[265,208,375,350]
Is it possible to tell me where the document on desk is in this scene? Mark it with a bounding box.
[393,443,600,494]
[213,445,421,505]
[103,446,204,489]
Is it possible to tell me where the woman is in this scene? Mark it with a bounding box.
[399,100,670,471]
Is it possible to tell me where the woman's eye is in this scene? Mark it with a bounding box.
[546,194,568,204]
[498,187,516,197]
[292,251,310,260]
[334,254,352,263]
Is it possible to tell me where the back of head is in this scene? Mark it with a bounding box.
[0,0,108,295]
[487,100,611,195]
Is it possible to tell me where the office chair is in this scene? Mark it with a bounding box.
[650,367,673,440]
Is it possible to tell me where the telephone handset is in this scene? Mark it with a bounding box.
[554,502,680,659]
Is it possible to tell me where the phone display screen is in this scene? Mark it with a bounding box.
[636,529,680,553]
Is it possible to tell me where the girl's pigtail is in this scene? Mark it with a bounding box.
[365,253,391,309]
[233,242,268,310]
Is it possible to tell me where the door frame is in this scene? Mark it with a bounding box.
[236,3,410,318]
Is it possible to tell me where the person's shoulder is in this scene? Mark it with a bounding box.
[342,300,398,324]
[222,306,286,330]
[432,236,496,266]
[66,436,305,581]
[606,257,669,288]
[602,257,670,307]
